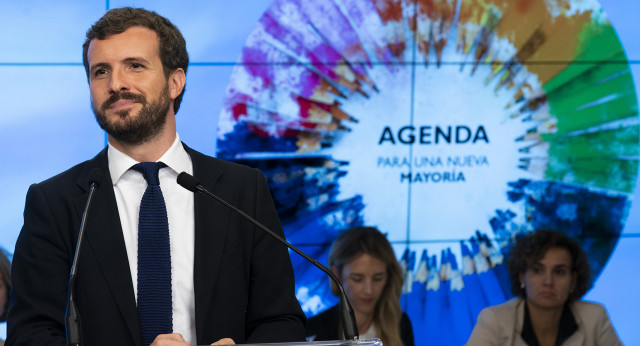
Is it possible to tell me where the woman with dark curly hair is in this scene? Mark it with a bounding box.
[0,248,10,346]
[466,229,621,346]
[306,227,414,346]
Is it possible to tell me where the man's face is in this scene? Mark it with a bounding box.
[87,26,172,146]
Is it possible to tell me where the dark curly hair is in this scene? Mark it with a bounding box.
[0,248,10,322]
[82,7,189,114]
[507,229,592,302]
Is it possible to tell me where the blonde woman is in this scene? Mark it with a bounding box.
[306,227,414,346]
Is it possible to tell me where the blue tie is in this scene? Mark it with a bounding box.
[133,162,172,346]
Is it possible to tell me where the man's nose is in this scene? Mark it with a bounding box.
[109,69,130,92]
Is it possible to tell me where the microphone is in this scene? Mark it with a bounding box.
[66,168,105,346]
[177,172,359,340]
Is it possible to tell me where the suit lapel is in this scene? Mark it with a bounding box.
[74,149,141,345]
[186,146,235,342]
[510,298,527,346]
[564,303,585,346]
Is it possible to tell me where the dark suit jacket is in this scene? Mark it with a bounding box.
[7,144,305,345]
[306,305,414,346]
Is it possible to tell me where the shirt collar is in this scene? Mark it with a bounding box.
[521,300,578,346]
[555,302,579,345]
[521,301,539,346]
[107,134,192,184]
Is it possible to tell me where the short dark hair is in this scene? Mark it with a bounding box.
[0,248,11,322]
[82,7,189,113]
[507,229,592,301]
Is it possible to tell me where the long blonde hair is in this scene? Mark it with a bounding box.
[328,227,404,346]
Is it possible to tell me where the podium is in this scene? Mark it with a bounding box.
[201,339,382,345]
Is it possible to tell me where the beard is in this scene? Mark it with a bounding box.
[92,85,171,146]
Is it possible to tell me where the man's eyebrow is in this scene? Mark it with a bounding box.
[122,57,152,65]
[89,62,109,74]
[90,57,153,73]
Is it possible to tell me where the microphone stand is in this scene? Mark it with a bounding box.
[177,172,359,340]
[66,169,103,346]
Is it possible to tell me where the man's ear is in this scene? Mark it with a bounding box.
[168,68,186,100]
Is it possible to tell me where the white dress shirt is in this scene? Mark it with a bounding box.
[108,135,196,344]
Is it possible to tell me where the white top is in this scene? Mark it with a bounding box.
[108,135,196,344]
[361,323,378,340]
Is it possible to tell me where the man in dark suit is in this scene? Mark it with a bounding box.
[7,7,305,346]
